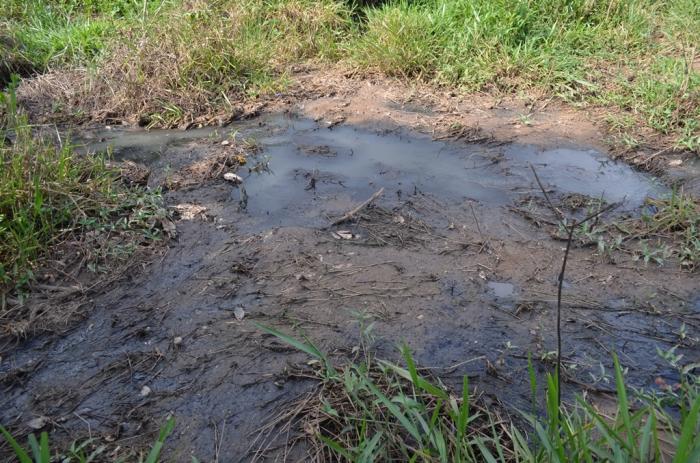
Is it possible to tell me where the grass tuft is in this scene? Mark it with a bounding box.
[257,324,700,462]
[1,81,169,329]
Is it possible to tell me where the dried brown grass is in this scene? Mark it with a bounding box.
[16,0,350,127]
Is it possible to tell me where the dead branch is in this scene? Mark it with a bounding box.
[330,187,384,226]
[529,164,620,416]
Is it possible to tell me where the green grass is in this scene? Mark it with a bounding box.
[0,82,168,310]
[82,0,350,127]
[2,0,698,148]
[257,324,700,462]
[0,416,175,463]
[0,0,168,78]
[350,0,699,152]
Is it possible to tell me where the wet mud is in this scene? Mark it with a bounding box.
[2,113,698,460]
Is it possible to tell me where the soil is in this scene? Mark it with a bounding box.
[2,76,700,461]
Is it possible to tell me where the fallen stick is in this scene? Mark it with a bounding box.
[331,187,384,226]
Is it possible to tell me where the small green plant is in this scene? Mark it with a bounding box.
[256,324,700,462]
[634,240,671,266]
[1,83,169,330]
[0,417,175,463]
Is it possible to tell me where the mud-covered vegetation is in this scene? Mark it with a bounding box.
[2,0,698,150]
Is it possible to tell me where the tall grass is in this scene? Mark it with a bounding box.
[0,0,168,77]
[350,0,699,151]
[56,0,351,127]
[0,81,167,303]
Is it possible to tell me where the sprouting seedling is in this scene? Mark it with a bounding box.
[529,164,621,415]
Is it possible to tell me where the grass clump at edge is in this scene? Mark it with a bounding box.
[255,323,700,462]
[0,80,169,331]
[51,0,352,127]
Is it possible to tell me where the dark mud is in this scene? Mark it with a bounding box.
[2,114,698,461]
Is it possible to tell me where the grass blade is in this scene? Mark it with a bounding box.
[612,353,634,452]
[144,416,175,463]
[0,426,33,463]
[254,323,337,377]
[672,392,700,463]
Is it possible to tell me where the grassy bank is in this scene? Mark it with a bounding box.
[2,0,698,150]
[352,0,700,152]
[0,83,168,325]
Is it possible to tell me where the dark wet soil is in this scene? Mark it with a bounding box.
[2,113,698,461]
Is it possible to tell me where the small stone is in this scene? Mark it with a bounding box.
[140,386,152,397]
[221,140,230,146]
[173,336,183,346]
[223,172,243,184]
[234,306,245,320]
[27,416,48,430]
[668,159,683,167]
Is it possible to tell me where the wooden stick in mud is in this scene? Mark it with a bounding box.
[331,187,385,226]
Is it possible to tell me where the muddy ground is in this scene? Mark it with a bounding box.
[2,85,700,461]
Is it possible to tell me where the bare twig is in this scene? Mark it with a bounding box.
[469,201,484,242]
[330,187,384,226]
[529,165,620,416]
[556,221,576,410]
[529,164,564,221]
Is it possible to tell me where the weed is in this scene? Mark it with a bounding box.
[0,416,175,463]
[349,0,699,150]
[633,240,670,266]
[257,324,700,462]
[637,191,700,269]
[0,82,168,329]
[27,0,351,127]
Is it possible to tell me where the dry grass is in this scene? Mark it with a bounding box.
[18,0,350,128]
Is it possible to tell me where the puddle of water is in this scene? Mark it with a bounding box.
[487,281,515,299]
[76,114,664,231]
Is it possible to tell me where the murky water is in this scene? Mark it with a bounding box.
[487,281,516,299]
[76,114,663,231]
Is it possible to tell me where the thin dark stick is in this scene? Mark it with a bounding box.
[529,164,564,221]
[529,165,620,417]
[557,221,576,411]
[469,201,484,242]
